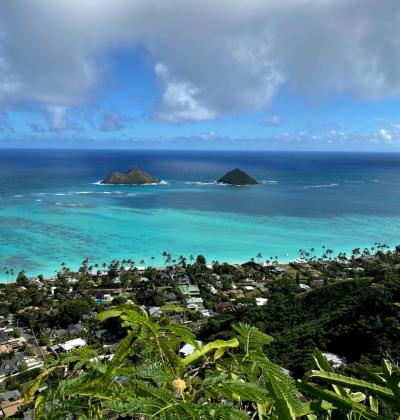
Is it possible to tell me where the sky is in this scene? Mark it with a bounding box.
[1,0,400,151]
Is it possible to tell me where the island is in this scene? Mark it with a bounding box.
[218,168,258,185]
[102,166,159,185]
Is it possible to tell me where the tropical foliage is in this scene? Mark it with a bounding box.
[25,304,400,419]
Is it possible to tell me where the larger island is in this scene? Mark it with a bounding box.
[102,166,159,184]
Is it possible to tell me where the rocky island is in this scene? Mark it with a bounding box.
[218,168,258,185]
[102,166,159,185]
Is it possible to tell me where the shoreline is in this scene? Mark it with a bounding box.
[0,244,393,283]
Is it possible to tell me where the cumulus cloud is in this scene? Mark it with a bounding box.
[154,63,217,123]
[378,128,394,143]
[0,1,400,124]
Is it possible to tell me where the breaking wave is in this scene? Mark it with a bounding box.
[303,183,339,189]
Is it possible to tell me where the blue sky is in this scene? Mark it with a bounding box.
[1,1,400,150]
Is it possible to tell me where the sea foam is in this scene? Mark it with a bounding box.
[303,183,339,189]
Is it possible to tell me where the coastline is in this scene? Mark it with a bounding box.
[2,150,400,281]
[0,241,395,282]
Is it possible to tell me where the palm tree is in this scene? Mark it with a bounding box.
[162,251,169,265]
[178,255,187,267]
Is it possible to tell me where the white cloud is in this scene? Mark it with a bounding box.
[155,63,217,123]
[200,130,217,140]
[0,1,400,124]
[378,128,394,143]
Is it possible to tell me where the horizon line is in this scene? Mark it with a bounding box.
[0,147,399,154]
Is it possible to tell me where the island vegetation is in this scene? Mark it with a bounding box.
[0,243,399,417]
[102,166,159,185]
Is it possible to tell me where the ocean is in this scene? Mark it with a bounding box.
[0,149,399,277]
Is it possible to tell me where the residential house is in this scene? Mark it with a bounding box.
[60,338,87,352]
[1,399,23,417]
[50,338,87,353]
[178,285,201,299]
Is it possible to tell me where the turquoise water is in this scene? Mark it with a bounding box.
[0,149,400,276]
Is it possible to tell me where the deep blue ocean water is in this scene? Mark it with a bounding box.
[0,149,400,276]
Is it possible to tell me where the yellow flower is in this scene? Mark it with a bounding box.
[172,378,187,396]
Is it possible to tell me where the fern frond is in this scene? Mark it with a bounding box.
[217,379,271,404]
[233,322,273,352]
[166,323,197,346]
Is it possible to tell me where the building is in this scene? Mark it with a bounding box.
[255,298,268,306]
[1,399,23,417]
[50,338,87,353]
[178,285,201,299]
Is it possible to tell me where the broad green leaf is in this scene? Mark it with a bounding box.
[96,303,147,322]
[381,360,400,411]
[369,396,379,413]
[103,330,136,385]
[312,349,347,397]
[299,382,383,420]
[213,347,227,361]
[304,370,396,404]
[354,363,386,386]
[296,400,336,416]
[181,338,239,366]
[24,366,59,403]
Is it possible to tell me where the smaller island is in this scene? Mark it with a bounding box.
[102,166,159,185]
[218,168,258,185]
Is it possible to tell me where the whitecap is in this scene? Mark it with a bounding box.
[93,180,167,186]
[303,183,339,189]
[370,179,388,183]
[344,180,364,184]
[260,180,279,184]
[54,202,84,207]
[35,199,42,202]
[185,181,217,185]
[14,194,23,198]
